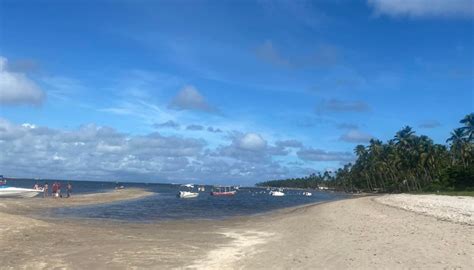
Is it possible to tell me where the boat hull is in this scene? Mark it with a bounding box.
[210,191,236,196]
[178,191,199,198]
[270,191,285,197]
[0,187,43,198]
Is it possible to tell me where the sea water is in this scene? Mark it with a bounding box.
[7,179,347,222]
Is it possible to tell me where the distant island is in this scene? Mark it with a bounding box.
[257,113,473,194]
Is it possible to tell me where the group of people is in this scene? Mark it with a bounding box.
[34,181,72,198]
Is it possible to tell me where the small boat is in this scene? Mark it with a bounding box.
[270,190,285,196]
[178,191,199,198]
[0,177,44,198]
[303,191,312,196]
[210,186,236,196]
[177,184,199,198]
[198,186,205,192]
[0,186,44,198]
[270,188,285,197]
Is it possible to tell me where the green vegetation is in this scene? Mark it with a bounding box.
[257,113,474,193]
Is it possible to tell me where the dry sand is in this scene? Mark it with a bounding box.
[0,192,472,270]
[375,194,474,225]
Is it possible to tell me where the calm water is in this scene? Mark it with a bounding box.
[7,179,347,222]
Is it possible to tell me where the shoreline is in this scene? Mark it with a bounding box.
[0,188,154,215]
[1,192,472,269]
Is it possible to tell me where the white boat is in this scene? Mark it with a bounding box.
[178,191,199,198]
[303,191,312,196]
[0,187,44,198]
[270,190,285,197]
[177,184,199,198]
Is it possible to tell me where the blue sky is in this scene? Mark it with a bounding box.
[0,0,473,185]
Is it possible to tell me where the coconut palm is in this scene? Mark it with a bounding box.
[460,113,474,142]
[447,128,468,167]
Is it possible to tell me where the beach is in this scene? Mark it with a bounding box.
[0,191,473,269]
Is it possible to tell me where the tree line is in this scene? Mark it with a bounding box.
[257,113,474,193]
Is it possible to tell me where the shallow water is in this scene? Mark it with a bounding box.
[8,179,347,222]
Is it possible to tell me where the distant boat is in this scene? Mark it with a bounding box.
[178,191,199,198]
[270,188,285,197]
[210,186,236,196]
[303,191,312,196]
[198,186,205,192]
[178,184,199,198]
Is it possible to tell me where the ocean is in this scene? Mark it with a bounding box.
[6,179,348,222]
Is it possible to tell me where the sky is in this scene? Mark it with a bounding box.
[0,0,473,185]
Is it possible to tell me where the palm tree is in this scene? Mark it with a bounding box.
[460,113,474,142]
[447,128,468,167]
[394,126,415,148]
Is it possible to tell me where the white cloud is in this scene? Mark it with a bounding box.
[367,0,474,18]
[419,120,441,129]
[153,120,180,129]
[0,118,314,184]
[255,40,339,68]
[339,129,374,143]
[186,124,204,131]
[316,99,370,113]
[238,133,267,151]
[207,126,223,133]
[275,139,303,148]
[168,85,217,113]
[0,56,45,105]
[297,147,354,162]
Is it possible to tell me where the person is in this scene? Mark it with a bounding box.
[33,182,39,190]
[66,182,72,198]
[52,182,58,198]
[43,182,49,197]
[57,182,62,198]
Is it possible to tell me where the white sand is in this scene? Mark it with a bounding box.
[186,230,274,269]
[233,196,474,269]
[1,194,473,269]
[375,194,474,225]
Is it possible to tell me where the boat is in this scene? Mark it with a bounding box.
[303,191,312,196]
[0,177,44,198]
[269,190,285,196]
[177,184,199,198]
[198,186,205,192]
[210,186,236,196]
[178,191,199,198]
[270,188,285,197]
[0,186,44,198]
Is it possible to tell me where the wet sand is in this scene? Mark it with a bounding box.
[0,192,473,269]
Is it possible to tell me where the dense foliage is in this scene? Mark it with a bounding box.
[257,113,474,193]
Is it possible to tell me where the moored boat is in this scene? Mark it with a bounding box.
[270,190,285,196]
[210,186,236,196]
[177,184,199,198]
[270,188,285,197]
[178,190,199,198]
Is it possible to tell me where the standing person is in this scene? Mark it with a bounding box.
[52,182,58,198]
[66,182,72,198]
[43,182,49,197]
[33,182,39,190]
[57,182,62,198]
